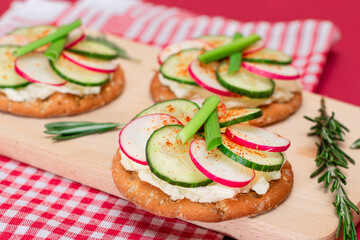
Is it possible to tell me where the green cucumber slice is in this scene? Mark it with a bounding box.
[67,38,118,60]
[219,108,263,128]
[9,25,58,41]
[134,99,199,125]
[216,60,275,98]
[244,48,292,65]
[0,46,30,89]
[198,35,232,47]
[218,135,284,172]
[50,55,109,86]
[160,48,204,86]
[146,124,212,188]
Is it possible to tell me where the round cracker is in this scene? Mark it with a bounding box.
[150,72,302,126]
[112,149,293,222]
[0,66,125,118]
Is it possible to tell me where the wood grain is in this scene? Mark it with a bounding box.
[0,34,359,240]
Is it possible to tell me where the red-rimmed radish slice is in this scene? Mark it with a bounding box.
[190,139,255,187]
[158,40,212,64]
[0,35,30,46]
[191,98,227,118]
[62,51,117,73]
[242,62,300,80]
[65,29,85,49]
[189,59,241,97]
[225,124,290,152]
[119,114,181,165]
[15,52,67,86]
[243,40,265,55]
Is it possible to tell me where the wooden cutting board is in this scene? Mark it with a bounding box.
[0,34,359,240]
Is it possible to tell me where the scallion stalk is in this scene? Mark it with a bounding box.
[44,37,67,61]
[198,34,261,64]
[13,19,81,57]
[228,33,243,74]
[176,95,220,144]
[204,107,222,150]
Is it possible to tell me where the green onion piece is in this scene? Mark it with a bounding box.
[350,138,360,149]
[13,19,81,57]
[204,108,222,150]
[45,121,94,130]
[198,34,261,64]
[228,33,243,74]
[44,37,67,61]
[45,123,121,135]
[176,95,220,143]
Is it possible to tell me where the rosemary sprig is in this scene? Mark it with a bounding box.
[44,121,125,141]
[305,98,359,240]
[350,138,360,149]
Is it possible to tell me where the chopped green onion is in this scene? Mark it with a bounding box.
[198,34,261,64]
[44,37,67,61]
[228,33,243,74]
[350,138,360,149]
[204,108,222,150]
[13,19,81,57]
[45,121,95,130]
[176,95,220,143]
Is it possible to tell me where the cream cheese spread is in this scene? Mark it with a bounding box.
[120,150,282,203]
[158,73,302,108]
[0,82,101,102]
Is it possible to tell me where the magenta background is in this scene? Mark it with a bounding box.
[0,0,359,238]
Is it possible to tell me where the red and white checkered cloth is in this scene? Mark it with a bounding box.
[0,0,342,239]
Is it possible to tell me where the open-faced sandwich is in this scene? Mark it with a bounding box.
[0,20,127,118]
[151,34,302,126]
[112,96,293,222]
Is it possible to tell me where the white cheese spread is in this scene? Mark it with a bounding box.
[0,82,101,102]
[158,73,302,108]
[120,150,282,203]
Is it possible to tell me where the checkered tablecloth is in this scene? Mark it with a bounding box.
[0,0,342,239]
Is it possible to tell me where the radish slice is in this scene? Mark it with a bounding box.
[189,59,241,97]
[0,35,30,46]
[15,52,67,86]
[190,139,255,187]
[225,124,290,152]
[191,98,227,118]
[243,40,265,56]
[62,51,117,73]
[119,114,181,165]
[65,29,85,49]
[242,62,300,80]
[158,40,213,64]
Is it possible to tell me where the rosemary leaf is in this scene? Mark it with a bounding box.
[350,138,360,149]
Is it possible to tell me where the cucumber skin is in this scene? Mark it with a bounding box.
[219,109,263,128]
[243,58,292,65]
[133,99,200,119]
[9,25,58,35]
[0,82,31,89]
[217,144,284,172]
[66,49,118,60]
[146,124,213,188]
[49,60,110,87]
[160,48,203,86]
[216,64,275,99]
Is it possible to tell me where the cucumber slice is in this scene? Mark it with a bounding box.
[216,61,275,98]
[219,108,263,128]
[0,46,30,89]
[67,38,118,60]
[244,48,292,65]
[0,35,30,47]
[218,135,284,172]
[50,55,110,86]
[146,125,212,188]
[198,35,232,47]
[160,48,204,86]
[134,99,199,125]
[9,25,58,41]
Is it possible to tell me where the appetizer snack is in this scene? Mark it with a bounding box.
[0,22,126,118]
[151,34,302,126]
[112,97,293,222]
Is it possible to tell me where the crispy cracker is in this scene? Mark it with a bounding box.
[112,149,293,222]
[0,66,125,118]
[150,72,302,126]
